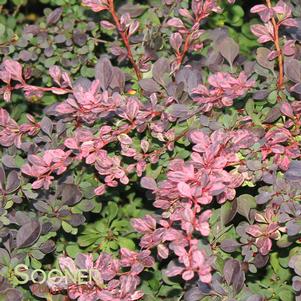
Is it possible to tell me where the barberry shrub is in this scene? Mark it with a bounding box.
[0,0,301,300]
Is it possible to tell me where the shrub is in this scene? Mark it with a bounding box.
[0,0,301,300]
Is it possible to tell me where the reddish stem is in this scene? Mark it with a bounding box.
[176,4,209,66]
[266,0,284,93]
[108,0,142,80]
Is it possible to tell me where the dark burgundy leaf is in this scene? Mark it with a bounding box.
[1,289,23,301]
[47,8,63,25]
[223,259,240,285]
[69,214,85,226]
[285,59,301,82]
[286,161,301,181]
[256,47,274,70]
[153,58,171,86]
[40,116,53,136]
[39,240,56,254]
[16,220,41,248]
[6,171,20,193]
[61,184,82,205]
[73,30,87,46]
[263,106,281,123]
[221,199,237,225]
[220,239,241,253]
[216,37,239,67]
[184,287,203,301]
[291,83,301,94]
[254,253,269,268]
[253,90,269,100]
[118,3,147,17]
[33,201,51,213]
[30,283,50,298]
[0,165,5,189]
[95,57,113,90]
[2,155,16,168]
[139,79,161,93]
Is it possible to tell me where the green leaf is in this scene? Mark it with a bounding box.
[66,245,81,258]
[118,237,135,250]
[106,202,118,223]
[268,91,278,104]
[0,24,5,36]
[270,253,291,281]
[245,99,255,116]
[279,288,294,301]
[12,0,26,4]
[61,221,73,233]
[30,257,42,269]
[78,234,100,247]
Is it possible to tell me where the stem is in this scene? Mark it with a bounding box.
[266,0,284,93]
[12,4,21,17]
[108,0,142,80]
[176,2,209,66]
[177,32,192,66]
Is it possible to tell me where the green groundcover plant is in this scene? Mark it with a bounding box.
[0,0,301,300]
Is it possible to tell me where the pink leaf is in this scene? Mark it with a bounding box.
[64,138,79,149]
[257,237,272,255]
[250,24,273,43]
[49,65,62,86]
[189,130,210,145]
[280,102,294,118]
[140,176,157,190]
[167,18,185,28]
[177,182,192,198]
[94,184,106,195]
[3,60,23,83]
[250,5,267,13]
[199,273,212,283]
[82,0,108,12]
[170,33,183,53]
[118,134,133,145]
[100,20,116,30]
[246,224,262,237]
[182,270,194,280]
[165,265,184,277]
[283,40,295,56]
[281,18,298,27]
[129,20,139,36]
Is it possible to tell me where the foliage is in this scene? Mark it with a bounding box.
[0,0,301,300]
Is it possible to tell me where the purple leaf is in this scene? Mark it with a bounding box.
[6,171,20,193]
[95,57,113,90]
[138,79,161,93]
[216,37,239,67]
[167,18,185,28]
[285,161,301,181]
[47,8,63,25]
[220,239,241,253]
[16,220,41,248]
[140,176,157,190]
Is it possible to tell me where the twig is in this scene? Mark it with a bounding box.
[176,2,209,66]
[108,0,142,80]
[266,0,284,93]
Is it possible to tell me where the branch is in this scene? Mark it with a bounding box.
[108,0,142,80]
[266,0,284,93]
[175,1,210,66]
